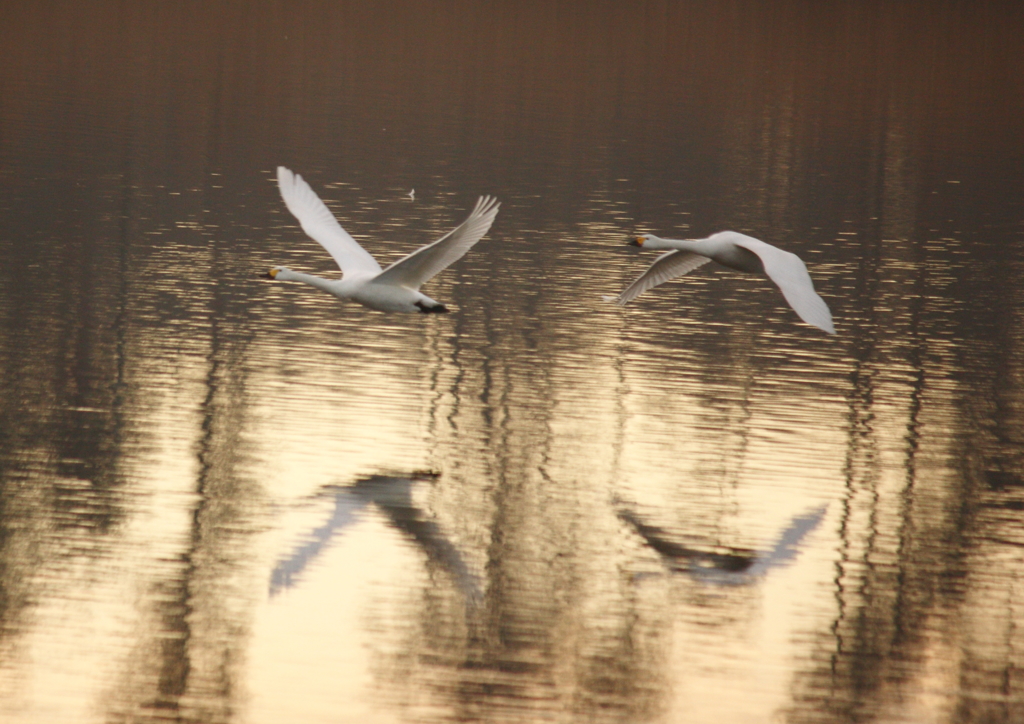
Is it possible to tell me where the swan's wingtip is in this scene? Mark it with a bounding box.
[812,317,836,335]
[817,311,836,335]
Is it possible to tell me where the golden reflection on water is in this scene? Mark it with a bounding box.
[1,1,1024,723]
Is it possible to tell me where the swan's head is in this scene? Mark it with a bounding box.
[631,233,671,249]
[261,266,289,280]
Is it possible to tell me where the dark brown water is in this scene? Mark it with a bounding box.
[2,2,1023,722]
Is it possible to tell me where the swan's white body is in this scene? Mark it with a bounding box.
[266,167,499,313]
[615,231,835,334]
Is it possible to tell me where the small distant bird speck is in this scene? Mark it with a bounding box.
[408,189,415,200]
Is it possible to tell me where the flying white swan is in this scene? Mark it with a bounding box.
[264,167,499,313]
[613,231,835,334]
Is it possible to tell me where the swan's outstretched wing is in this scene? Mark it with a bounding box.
[277,167,382,277]
[268,489,369,597]
[744,505,828,577]
[354,475,482,605]
[373,196,500,289]
[612,250,712,305]
[733,237,835,334]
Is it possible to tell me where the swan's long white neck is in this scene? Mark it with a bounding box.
[275,268,340,295]
[643,234,695,251]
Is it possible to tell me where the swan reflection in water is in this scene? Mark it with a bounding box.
[269,473,825,602]
[617,503,828,584]
[269,473,482,604]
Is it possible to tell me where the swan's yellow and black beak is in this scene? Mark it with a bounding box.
[630,235,645,247]
[261,268,278,280]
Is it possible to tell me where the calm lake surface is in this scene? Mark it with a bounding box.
[2,3,1024,723]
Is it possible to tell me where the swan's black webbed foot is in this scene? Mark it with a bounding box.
[415,301,449,314]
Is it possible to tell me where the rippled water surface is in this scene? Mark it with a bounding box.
[2,3,1024,723]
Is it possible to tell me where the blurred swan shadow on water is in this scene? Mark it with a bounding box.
[617,502,829,586]
[269,472,482,606]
